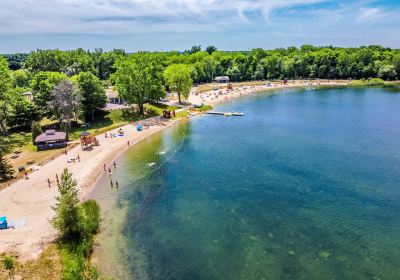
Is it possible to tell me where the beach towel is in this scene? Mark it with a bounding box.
[8,219,27,229]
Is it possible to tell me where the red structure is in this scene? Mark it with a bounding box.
[80,131,99,149]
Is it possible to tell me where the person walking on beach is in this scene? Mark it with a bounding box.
[24,171,29,180]
[110,179,113,188]
[115,180,119,188]
[108,168,112,175]
[127,140,130,146]
[77,155,80,162]
[103,163,106,171]
[48,179,51,188]
[56,174,60,186]
[113,161,117,169]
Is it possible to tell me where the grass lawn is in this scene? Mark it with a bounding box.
[68,103,179,140]
[68,108,132,140]
[0,132,58,176]
[0,245,62,280]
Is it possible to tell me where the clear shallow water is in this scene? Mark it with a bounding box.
[89,88,400,280]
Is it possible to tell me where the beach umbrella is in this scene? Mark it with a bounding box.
[80,131,91,137]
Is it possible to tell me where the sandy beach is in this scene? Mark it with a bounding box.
[0,116,183,259]
[0,80,349,260]
[188,80,350,106]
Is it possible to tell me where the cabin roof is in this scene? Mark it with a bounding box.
[35,130,66,143]
[214,76,230,81]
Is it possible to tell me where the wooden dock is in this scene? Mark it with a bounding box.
[205,112,244,117]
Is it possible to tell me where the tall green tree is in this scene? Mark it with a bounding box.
[227,66,241,81]
[112,53,165,117]
[31,71,68,116]
[52,168,80,240]
[392,54,400,79]
[24,49,67,73]
[0,150,14,182]
[72,72,107,121]
[378,64,397,80]
[188,45,201,54]
[12,69,29,87]
[164,64,193,104]
[0,57,14,135]
[204,57,217,82]
[7,96,41,129]
[63,48,95,76]
[206,45,217,55]
[93,49,126,80]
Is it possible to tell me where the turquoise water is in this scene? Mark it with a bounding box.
[89,87,400,279]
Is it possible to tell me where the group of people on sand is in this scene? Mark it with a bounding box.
[198,85,260,103]
[104,128,125,139]
[104,161,119,188]
[67,154,80,164]
[195,81,344,106]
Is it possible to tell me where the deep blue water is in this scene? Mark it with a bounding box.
[89,87,400,279]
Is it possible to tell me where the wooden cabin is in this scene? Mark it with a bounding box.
[35,130,67,150]
[214,76,230,83]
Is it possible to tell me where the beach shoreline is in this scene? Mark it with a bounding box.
[188,79,350,107]
[0,116,184,260]
[0,79,350,260]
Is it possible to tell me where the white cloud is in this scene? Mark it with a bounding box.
[356,7,385,22]
[0,0,326,34]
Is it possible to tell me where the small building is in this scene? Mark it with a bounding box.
[106,89,124,104]
[35,129,67,150]
[214,76,230,83]
[23,91,34,101]
[0,216,7,230]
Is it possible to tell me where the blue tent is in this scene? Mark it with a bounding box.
[0,216,7,230]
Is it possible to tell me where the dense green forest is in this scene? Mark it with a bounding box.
[3,45,400,82]
[1,45,399,135]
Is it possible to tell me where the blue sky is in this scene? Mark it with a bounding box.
[1,0,399,53]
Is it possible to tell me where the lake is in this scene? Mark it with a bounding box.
[88,87,400,279]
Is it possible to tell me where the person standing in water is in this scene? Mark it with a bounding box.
[115,180,119,188]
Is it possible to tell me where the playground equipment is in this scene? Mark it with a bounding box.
[80,131,99,149]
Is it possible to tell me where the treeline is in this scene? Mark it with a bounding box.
[3,45,400,83]
[0,56,107,135]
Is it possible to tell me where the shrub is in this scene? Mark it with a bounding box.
[79,200,100,238]
[197,105,213,112]
[31,120,42,144]
[350,78,385,87]
[2,255,15,279]
[0,151,15,182]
